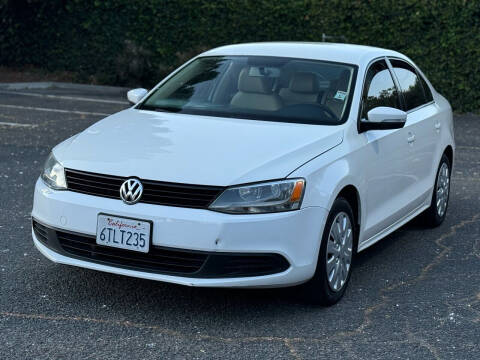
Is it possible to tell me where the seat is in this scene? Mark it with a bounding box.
[279,72,320,105]
[324,70,351,119]
[230,68,282,111]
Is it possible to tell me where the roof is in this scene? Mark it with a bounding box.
[201,42,407,66]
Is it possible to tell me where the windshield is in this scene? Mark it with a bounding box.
[139,56,357,125]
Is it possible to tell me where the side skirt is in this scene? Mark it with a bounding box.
[357,203,430,252]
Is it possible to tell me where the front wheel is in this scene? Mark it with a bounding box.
[302,198,356,306]
[422,154,451,227]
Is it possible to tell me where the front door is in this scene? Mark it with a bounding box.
[358,59,412,243]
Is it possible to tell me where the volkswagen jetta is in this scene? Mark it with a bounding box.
[32,43,454,305]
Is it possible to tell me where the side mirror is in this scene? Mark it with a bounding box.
[127,88,148,105]
[359,106,407,132]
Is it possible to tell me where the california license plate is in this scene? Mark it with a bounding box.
[96,214,151,253]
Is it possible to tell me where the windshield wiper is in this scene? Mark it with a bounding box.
[137,104,181,113]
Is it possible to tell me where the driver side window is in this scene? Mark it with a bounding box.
[361,60,401,120]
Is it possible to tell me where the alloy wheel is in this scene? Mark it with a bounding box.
[436,162,450,217]
[326,212,353,292]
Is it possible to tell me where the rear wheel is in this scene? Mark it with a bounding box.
[422,154,451,227]
[302,198,356,306]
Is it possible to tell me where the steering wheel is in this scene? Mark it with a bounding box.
[315,104,338,121]
[316,73,328,81]
[280,103,339,123]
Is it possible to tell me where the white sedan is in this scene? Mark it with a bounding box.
[32,43,454,305]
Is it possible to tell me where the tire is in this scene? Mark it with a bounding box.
[421,154,451,227]
[302,197,357,306]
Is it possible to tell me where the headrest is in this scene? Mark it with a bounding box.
[337,70,350,91]
[238,68,274,94]
[289,72,319,93]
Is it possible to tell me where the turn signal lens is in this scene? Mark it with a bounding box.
[290,180,305,202]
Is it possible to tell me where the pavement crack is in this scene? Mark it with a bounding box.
[473,235,480,259]
[405,320,441,360]
[336,300,386,338]
[326,213,480,342]
[0,311,306,346]
[0,311,182,336]
[414,213,480,284]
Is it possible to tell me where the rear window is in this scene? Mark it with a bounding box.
[139,56,357,125]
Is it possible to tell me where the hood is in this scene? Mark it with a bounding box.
[54,109,343,186]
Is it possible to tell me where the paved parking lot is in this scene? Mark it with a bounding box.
[1,85,479,359]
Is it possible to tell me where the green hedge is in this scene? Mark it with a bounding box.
[1,0,479,112]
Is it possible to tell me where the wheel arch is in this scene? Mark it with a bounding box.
[336,185,361,230]
[444,145,454,167]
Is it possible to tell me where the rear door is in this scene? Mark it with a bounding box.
[388,58,438,208]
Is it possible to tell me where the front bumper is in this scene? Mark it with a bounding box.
[32,178,327,287]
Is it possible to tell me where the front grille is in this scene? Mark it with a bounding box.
[32,220,290,278]
[65,169,224,209]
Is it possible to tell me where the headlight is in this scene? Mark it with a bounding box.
[209,179,305,214]
[41,153,67,190]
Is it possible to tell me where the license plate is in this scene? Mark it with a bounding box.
[96,214,151,253]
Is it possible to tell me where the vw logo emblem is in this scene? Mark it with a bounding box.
[119,178,143,205]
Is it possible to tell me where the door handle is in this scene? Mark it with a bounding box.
[435,121,441,131]
[407,133,416,143]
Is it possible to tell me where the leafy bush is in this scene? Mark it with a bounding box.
[1,0,479,112]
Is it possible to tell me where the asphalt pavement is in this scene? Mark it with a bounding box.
[0,85,479,359]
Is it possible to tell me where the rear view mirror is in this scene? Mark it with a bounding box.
[359,107,407,132]
[127,88,148,105]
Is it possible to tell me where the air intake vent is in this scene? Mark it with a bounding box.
[32,220,49,244]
